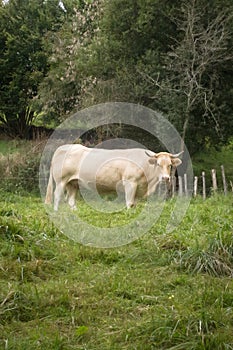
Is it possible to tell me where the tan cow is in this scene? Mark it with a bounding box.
[45,144,183,211]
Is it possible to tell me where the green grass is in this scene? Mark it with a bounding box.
[0,139,233,349]
[0,140,27,155]
[0,139,19,155]
[1,191,233,349]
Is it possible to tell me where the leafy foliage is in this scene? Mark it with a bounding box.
[0,0,233,151]
[35,0,102,123]
[81,0,233,152]
[0,0,67,137]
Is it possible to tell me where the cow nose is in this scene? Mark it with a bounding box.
[162,175,170,182]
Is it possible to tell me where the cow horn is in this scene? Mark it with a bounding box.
[170,151,184,158]
[145,150,156,157]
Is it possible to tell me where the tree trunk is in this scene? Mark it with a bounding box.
[180,115,189,152]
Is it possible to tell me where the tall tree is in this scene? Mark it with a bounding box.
[159,0,232,150]
[138,0,233,151]
[0,0,66,138]
[35,0,233,152]
[79,0,181,107]
[35,0,102,124]
[36,0,181,120]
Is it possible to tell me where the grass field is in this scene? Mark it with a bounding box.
[1,190,233,350]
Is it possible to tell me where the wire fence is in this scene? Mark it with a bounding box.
[169,165,232,199]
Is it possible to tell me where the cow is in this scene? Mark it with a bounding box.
[44,144,183,211]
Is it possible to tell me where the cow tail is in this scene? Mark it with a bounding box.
[45,167,53,204]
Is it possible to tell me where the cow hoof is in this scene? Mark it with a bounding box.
[126,203,135,209]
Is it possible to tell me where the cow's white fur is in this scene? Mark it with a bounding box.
[45,145,182,210]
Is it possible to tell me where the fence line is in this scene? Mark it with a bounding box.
[170,164,232,199]
[211,169,218,193]
[221,165,227,195]
[193,176,198,197]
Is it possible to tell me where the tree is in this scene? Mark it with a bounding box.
[35,0,102,124]
[34,0,233,152]
[81,0,233,152]
[0,0,66,138]
[79,0,181,107]
[36,0,183,119]
[139,0,233,151]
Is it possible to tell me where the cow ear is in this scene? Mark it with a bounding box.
[172,158,182,167]
[148,157,157,165]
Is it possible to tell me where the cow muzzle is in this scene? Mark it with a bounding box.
[160,175,170,183]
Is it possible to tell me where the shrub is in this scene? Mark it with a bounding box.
[0,140,45,193]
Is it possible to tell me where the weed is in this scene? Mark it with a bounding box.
[173,230,233,277]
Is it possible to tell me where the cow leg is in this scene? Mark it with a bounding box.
[123,180,137,209]
[66,181,78,210]
[54,182,65,211]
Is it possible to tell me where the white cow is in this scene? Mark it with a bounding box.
[45,144,183,211]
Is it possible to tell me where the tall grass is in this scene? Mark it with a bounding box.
[1,191,233,349]
[0,139,46,193]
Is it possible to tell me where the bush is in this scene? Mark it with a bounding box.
[0,140,45,193]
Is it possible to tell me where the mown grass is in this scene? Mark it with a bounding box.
[1,191,233,350]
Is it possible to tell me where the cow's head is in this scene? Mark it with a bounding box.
[145,151,183,182]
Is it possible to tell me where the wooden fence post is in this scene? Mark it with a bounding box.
[193,165,229,197]
[194,176,198,197]
[230,181,233,193]
[202,171,206,200]
[211,169,218,192]
[171,175,176,197]
[178,176,183,196]
[221,165,227,195]
[184,173,188,196]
